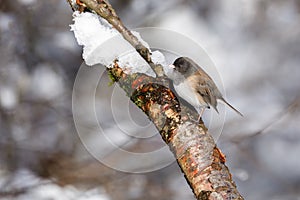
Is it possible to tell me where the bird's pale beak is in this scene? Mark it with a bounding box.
[169,64,175,69]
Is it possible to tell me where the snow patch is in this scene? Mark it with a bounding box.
[70,11,156,77]
[116,51,156,77]
[70,11,120,66]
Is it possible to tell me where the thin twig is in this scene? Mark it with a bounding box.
[229,98,300,144]
[66,0,76,11]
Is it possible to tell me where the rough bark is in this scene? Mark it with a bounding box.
[67,0,244,199]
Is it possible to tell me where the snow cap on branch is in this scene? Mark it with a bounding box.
[70,11,119,65]
[70,11,156,77]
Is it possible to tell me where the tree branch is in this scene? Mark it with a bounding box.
[68,0,244,199]
[79,0,164,76]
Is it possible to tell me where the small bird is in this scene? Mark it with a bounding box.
[168,57,243,121]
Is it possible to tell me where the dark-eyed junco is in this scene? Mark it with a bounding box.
[168,57,243,121]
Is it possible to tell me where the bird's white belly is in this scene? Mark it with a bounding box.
[174,80,203,113]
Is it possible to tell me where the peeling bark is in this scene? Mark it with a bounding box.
[67,0,244,199]
[108,63,243,200]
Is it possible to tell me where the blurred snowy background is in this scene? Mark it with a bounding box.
[1,0,300,199]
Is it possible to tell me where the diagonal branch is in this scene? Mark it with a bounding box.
[67,0,244,199]
[77,0,163,76]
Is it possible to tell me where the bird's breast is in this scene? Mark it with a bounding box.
[174,80,208,112]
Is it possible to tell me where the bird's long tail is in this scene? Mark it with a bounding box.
[219,97,243,116]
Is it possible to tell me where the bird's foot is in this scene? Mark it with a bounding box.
[197,107,205,123]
